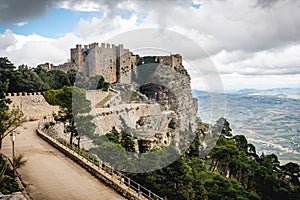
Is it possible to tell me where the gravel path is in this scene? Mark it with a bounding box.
[1,121,125,200]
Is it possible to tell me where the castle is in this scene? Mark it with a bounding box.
[35,42,199,155]
[40,42,183,83]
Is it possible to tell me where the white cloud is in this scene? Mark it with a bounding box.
[0,30,80,67]
[212,44,300,76]
[0,29,17,50]
[55,1,102,12]
[118,0,300,54]
[75,14,141,42]
[117,1,135,10]
[14,21,28,27]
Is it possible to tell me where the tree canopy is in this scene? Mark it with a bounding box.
[43,86,95,149]
[0,57,110,93]
[130,118,300,200]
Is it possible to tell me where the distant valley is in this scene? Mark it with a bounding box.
[193,88,300,164]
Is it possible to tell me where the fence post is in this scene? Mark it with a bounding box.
[98,161,102,170]
[138,184,141,196]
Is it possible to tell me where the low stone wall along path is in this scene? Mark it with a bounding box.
[1,121,124,200]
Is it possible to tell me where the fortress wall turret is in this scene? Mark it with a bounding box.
[70,44,83,71]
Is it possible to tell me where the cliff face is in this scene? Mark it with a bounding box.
[136,64,198,127]
[132,62,199,152]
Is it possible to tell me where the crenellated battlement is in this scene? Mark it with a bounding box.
[6,92,42,97]
[73,43,122,51]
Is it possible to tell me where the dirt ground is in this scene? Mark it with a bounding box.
[1,121,125,200]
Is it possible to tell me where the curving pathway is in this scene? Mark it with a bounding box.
[1,121,124,200]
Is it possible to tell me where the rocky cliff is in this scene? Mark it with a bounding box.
[132,62,199,152]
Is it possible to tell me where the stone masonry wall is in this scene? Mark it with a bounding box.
[6,93,59,121]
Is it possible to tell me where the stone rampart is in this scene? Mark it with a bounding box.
[6,92,59,121]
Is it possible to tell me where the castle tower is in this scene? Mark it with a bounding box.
[69,43,139,84]
[70,44,83,71]
[81,43,118,83]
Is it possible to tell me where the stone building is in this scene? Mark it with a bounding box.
[39,42,183,84]
[69,42,137,83]
[156,54,183,70]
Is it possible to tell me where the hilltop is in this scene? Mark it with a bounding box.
[37,43,198,155]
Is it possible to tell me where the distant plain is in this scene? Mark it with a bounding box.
[194,88,300,164]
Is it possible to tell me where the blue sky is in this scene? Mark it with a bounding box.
[0,6,137,38]
[0,1,197,38]
[0,8,104,38]
[0,0,300,91]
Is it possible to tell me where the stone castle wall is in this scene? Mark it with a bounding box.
[6,92,59,121]
[39,42,183,86]
[85,89,122,109]
[90,102,166,135]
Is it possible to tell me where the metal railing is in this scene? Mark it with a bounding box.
[97,162,163,200]
[38,118,164,200]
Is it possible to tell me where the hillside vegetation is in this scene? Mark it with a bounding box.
[130,118,300,199]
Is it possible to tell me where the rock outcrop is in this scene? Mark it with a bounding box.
[85,60,199,153]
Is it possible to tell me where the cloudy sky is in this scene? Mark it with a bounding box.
[1,0,300,91]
